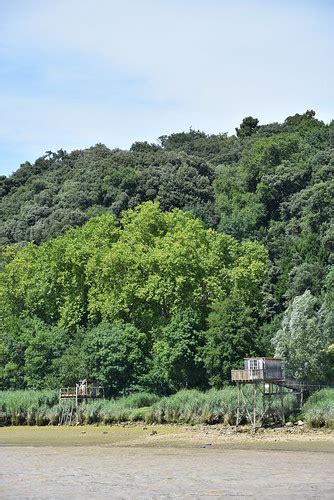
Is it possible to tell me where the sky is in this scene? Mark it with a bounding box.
[0,0,333,176]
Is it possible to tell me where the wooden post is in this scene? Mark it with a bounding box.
[280,385,285,426]
[236,383,240,430]
[253,383,257,432]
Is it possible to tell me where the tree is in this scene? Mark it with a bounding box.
[273,290,334,381]
[203,296,259,387]
[235,116,259,138]
[1,202,268,334]
[283,110,324,133]
[24,323,69,389]
[0,316,73,389]
[83,323,149,396]
[148,310,205,392]
[0,214,120,328]
[86,202,268,331]
[0,316,34,389]
[0,145,216,245]
[50,342,85,387]
[214,165,265,239]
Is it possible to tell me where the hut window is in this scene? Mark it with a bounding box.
[249,359,258,370]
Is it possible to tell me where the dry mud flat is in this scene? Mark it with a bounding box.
[1,426,334,499]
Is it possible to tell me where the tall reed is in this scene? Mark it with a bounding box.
[302,389,334,428]
[0,390,58,425]
[150,387,297,425]
[0,387,301,427]
[80,392,160,424]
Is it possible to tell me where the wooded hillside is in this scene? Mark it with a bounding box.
[0,111,333,393]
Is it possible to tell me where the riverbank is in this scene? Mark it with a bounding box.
[1,424,333,452]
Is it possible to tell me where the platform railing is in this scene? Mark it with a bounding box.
[59,387,77,398]
[59,385,104,400]
[231,369,264,381]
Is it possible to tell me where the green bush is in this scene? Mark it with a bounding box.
[128,407,153,422]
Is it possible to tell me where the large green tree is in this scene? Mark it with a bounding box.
[235,116,259,138]
[0,202,268,390]
[148,310,205,393]
[83,322,149,396]
[203,295,259,387]
[273,290,334,381]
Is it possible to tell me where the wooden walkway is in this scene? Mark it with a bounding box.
[276,378,329,392]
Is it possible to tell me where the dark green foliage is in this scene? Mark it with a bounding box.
[83,323,149,396]
[203,296,259,387]
[0,316,84,390]
[148,310,206,393]
[0,146,217,244]
[235,116,259,138]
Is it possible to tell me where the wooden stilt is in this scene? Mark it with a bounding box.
[252,383,257,432]
[236,383,240,430]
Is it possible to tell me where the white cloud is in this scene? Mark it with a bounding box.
[0,0,333,174]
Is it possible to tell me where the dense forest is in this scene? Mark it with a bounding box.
[0,110,333,394]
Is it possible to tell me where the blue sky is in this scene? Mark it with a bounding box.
[0,0,333,176]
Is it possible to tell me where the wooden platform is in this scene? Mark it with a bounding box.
[231,369,284,383]
[59,385,104,403]
[231,371,328,393]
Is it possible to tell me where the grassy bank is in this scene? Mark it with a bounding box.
[0,387,302,427]
[2,387,333,428]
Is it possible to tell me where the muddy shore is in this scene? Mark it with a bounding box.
[1,423,333,451]
[1,426,333,498]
